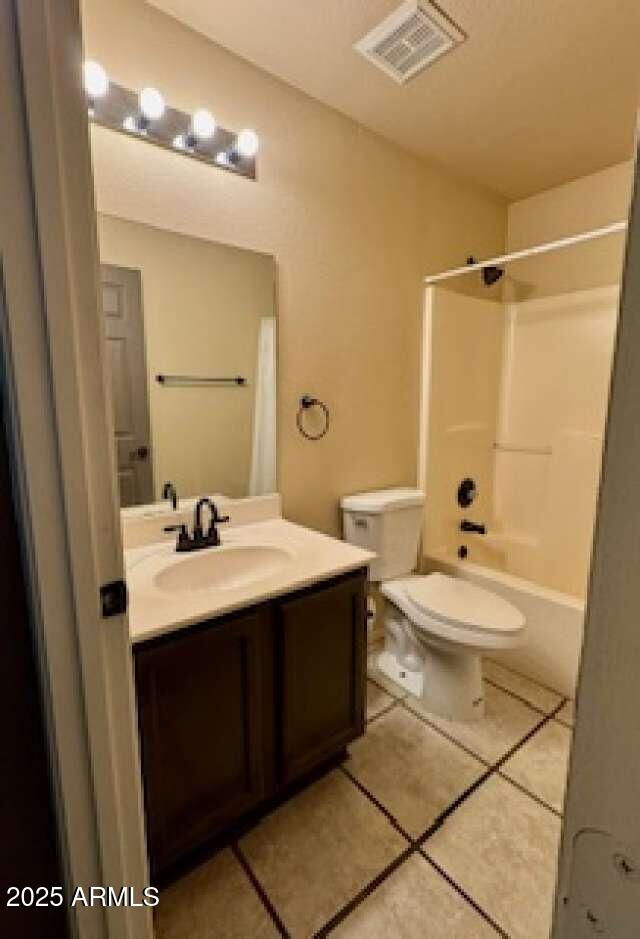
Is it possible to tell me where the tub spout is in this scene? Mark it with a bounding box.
[460,519,487,535]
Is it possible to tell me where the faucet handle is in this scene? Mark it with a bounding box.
[162,480,178,509]
[210,501,229,523]
[202,505,229,545]
[209,507,229,535]
[164,523,190,551]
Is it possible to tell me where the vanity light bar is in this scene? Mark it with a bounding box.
[84,62,259,181]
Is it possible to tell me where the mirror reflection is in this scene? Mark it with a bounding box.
[97,215,276,506]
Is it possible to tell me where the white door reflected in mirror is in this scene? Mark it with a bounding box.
[97,216,276,508]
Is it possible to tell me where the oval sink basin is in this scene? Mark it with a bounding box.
[153,544,292,595]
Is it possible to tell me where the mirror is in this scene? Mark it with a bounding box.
[97,214,276,507]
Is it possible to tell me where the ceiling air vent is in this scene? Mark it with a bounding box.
[354,1,464,84]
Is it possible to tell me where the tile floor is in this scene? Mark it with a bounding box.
[155,648,574,938]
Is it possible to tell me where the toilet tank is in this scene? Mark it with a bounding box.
[341,488,425,582]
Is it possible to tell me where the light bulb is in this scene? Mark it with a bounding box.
[191,108,216,141]
[84,60,109,99]
[236,129,259,158]
[139,87,165,121]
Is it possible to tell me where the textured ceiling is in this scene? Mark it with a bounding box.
[147,0,640,199]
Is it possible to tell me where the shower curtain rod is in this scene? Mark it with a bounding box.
[422,220,628,286]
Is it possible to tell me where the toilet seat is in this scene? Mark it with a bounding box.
[381,573,525,651]
[406,573,524,636]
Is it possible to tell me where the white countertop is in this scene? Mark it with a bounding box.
[126,518,375,644]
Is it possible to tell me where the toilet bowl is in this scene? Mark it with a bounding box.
[340,488,526,723]
[379,573,525,721]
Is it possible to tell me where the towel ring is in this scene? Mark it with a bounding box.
[297,394,330,440]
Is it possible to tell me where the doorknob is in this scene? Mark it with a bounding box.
[129,445,150,461]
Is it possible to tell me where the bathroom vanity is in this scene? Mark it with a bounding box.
[126,508,373,876]
[106,208,377,876]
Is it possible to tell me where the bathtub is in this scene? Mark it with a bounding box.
[424,549,584,697]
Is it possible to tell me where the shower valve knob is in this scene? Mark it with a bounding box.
[457,478,477,508]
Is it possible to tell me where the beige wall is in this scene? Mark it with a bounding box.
[97,214,274,499]
[508,161,634,248]
[506,161,633,298]
[81,0,506,535]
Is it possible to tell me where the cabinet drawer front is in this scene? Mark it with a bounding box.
[278,572,367,783]
[135,607,269,872]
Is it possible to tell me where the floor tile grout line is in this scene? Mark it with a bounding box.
[403,690,569,784]
[407,709,565,934]
[231,841,290,938]
[550,714,573,729]
[166,676,566,939]
[357,700,559,844]
[238,688,566,939]
[312,844,416,938]
[366,672,407,702]
[336,762,507,937]
[420,852,508,937]
[488,697,570,819]
[415,765,495,848]
[339,764,414,843]
[491,698,568,774]
[339,736,550,937]
[555,713,574,730]
[398,699,493,767]
[483,675,554,716]
[496,769,563,818]
[316,696,565,938]
[416,701,567,849]
[363,685,565,855]
[356,663,567,935]
[485,657,569,699]
[366,697,400,725]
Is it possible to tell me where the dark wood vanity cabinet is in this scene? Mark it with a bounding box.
[278,574,367,784]
[134,604,275,873]
[134,568,367,875]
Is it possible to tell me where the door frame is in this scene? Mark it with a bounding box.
[2,2,152,937]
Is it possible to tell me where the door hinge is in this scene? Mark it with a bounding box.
[100,579,128,618]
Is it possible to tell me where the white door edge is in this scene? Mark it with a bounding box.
[3,2,152,937]
[553,148,640,937]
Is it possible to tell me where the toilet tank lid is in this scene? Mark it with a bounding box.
[341,488,425,513]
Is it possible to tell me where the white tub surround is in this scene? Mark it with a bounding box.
[126,517,374,644]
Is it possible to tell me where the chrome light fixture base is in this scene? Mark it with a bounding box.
[88,81,257,181]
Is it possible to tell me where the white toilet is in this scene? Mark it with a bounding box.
[341,488,525,722]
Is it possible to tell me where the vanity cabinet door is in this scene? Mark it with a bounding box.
[277,570,367,784]
[134,605,273,874]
